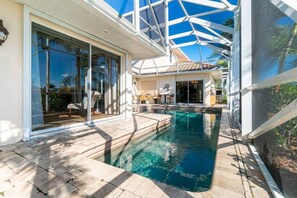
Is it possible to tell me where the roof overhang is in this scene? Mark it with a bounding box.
[13,0,167,59]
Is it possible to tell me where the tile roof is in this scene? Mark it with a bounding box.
[134,60,218,75]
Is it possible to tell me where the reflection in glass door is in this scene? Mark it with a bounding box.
[31,23,89,131]
[189,80,203,103]
[176,81,188,103]
[91,46,120,120]
[176,81,203,104]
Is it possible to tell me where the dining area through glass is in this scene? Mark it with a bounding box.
[176,80,203,104]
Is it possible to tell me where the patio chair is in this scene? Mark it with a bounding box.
[67,91,101,117]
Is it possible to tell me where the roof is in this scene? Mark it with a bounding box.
[133,60,219,75]
[167,60,217,72]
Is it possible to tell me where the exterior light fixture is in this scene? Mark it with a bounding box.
[0,20,9,46]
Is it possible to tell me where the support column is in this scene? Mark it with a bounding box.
[134,0,140,33]
[87,45,92,123]
[23,6,32,141]
[241,0,253,139]
[164,0,169,54]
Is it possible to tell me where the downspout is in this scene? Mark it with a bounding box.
[125,52,129,119]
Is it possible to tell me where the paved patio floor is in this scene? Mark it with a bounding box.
[0,110,272,198]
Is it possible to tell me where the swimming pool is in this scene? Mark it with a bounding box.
[97,110,221,192]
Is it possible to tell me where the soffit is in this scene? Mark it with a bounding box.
[13,0,167,59]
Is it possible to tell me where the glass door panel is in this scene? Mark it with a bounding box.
[176,81,188,103]
[31,23,89,131]
[176,80,203,104]
[111,57,120,115]
[91,51,108,115]
[189,80,203,103]
[91,46,120,120]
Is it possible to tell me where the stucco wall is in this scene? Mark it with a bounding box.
[0,0,23,145]
[134,73,213,105]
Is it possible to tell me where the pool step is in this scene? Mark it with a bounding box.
[79,113,171,158]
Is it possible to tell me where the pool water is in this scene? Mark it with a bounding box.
[97,110,221,192]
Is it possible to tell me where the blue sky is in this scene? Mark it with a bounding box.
[104,0,237,63]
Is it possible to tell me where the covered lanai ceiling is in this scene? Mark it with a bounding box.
[104,0,238,62]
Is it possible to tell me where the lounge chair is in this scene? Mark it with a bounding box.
[67,91,101,117]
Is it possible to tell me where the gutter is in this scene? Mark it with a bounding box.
[134,68,223,78]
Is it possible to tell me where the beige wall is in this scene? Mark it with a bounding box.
[0,0,23,145]
[134,73,214,105]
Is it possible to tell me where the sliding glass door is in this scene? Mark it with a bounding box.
[176,81,188,103]
[31,23,89,131]
[176,80,203,104]
[31,23,121,132]
[91,46,120,120]
[189,80,203,103]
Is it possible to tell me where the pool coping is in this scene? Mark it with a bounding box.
[0,110,272,197]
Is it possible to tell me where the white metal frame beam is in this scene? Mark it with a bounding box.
[146,0,166,49]
[190,18,234,34]
[171,41,230,55]
[169,30,231,46]
[242,67,297,94]
[123,0,173,17]
[190,8,227,18]
[169,31,195,40]
[269,0,297,23]
[201,42,230,55]
[248,98,297,139]
[164,0,169,54]
[134,0,140,32]
[177,0,203,62]
[181,0,236,11]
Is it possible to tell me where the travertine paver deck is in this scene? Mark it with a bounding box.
[0,111,272,198]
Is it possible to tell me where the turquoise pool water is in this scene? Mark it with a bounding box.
[98,110,221,192]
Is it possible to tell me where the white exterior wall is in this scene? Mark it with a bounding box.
[0,0,134,145]
[209,74,216,95]
[0,1,23,145]
[134,73,213,105]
